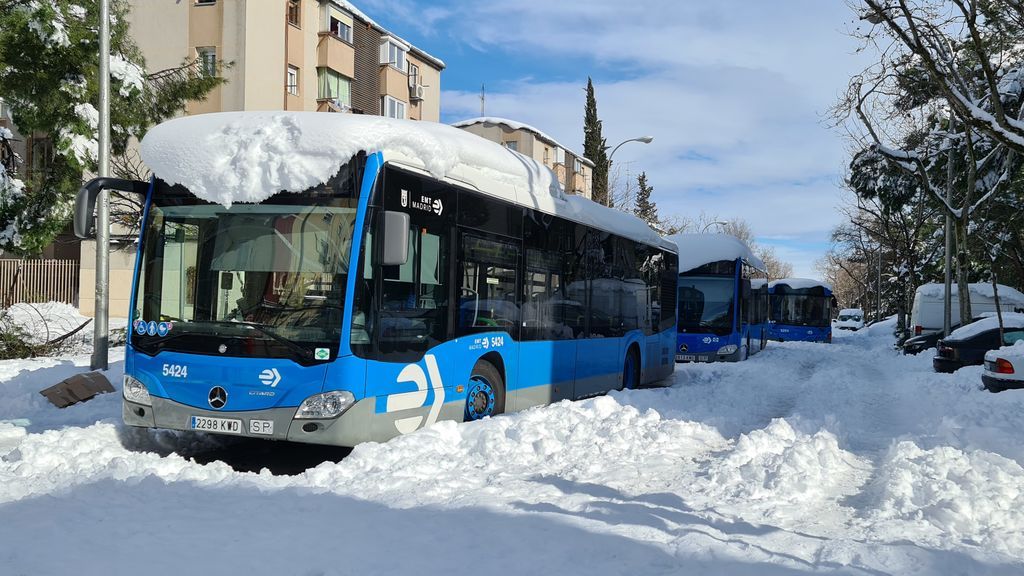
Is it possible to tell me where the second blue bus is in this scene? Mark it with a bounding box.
[767,279,835,343]
[669,233,769,362]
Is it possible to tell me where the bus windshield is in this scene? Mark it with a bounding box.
[678,276,734,334]
[773,295,831,327]
[132,165,360,359]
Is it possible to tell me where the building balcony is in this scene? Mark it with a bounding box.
[317,32,355,78]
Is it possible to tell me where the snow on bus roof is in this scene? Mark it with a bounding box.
[915,282,1024,304]
[139,112,674,251]
[769,278,833,291]
[666,233,765,273]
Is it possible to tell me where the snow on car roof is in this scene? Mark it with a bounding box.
[839,308,863,315]
[139,112,674,251]
[948,313,1024,341]
[769,278,833,292]
[915,282,1024,304]
[666,233,765,273]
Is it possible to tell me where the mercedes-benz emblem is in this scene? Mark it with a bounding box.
[218,344,227,354]
[208,386,227,410]
[679,344,688,353]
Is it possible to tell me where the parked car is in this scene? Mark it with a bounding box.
[982,344,1024,392]
[833,308,864,331]
[933,313,1024,373]
[902,316,985,355]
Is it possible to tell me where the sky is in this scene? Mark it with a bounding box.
[356,0,872,279]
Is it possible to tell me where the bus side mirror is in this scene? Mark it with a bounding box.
[74,177,150,238]
[381,210,410,266]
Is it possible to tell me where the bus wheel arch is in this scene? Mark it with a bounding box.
[622,344,641,390]
[465,354,506,421]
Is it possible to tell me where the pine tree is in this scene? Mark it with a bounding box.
[633,171,659,230]
[583,77,609,206]
[0,0,223,255]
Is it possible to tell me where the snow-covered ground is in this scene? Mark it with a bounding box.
[2,315,1023,574]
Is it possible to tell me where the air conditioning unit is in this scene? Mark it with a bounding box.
[410,84,425,101]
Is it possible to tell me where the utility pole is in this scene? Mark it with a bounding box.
[943,116,955,336]
[877,247,882,323]
[480,84,485,116]
[91,0,111,371]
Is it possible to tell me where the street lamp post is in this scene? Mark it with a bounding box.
[605,136,653,207]
[701,221,728,234]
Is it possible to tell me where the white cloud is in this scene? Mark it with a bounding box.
[431,0,869,280]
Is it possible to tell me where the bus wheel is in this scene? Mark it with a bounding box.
[621,347,640,391]
[465,361,505,421]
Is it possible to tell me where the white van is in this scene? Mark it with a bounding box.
[910,283,1024,336]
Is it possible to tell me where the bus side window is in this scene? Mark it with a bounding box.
[458,235,520,337]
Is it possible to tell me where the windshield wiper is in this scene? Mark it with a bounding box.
[199,320,314,360]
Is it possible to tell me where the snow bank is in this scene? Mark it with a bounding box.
[866,441,1024,555]
[666,233,765,273]
[705,418,870,505]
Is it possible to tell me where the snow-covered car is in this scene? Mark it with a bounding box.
[833,308,864,331]
[933,313,1024,373]
[982,343,1024,392]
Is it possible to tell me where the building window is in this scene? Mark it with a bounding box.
[379,37,407,71]
[318,68,351,107]
[196,47,217,77]
[287,65,299,96]
[287,1,301,27]
[503,141,518,152]
[195,0,216,5]
[574,158,583,173]
[382,96,406,119]
[543,147,550,164]
[325,4,353,43]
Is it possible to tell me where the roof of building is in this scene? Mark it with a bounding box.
[451,117,595,167]
[333,1,445,70]
[139,111,674,251]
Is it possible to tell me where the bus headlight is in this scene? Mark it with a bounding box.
[295,391,356,419]
[123,375,152,406]
[717,345,738,356]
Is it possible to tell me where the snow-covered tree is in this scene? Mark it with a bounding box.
[632,171,659,230]
[838,0,1024,324]
[0,0,223,255]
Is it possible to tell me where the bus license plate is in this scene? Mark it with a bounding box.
[191,416,242,434]
[676,354,710,362]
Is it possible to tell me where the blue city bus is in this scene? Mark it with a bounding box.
[668,233,768,362]
[767,279,835,343]
[73,112,679,447]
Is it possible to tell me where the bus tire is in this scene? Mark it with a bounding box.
[465,361,505,421]
[621,346,640,391]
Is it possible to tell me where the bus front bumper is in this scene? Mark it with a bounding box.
[123,395,380,447]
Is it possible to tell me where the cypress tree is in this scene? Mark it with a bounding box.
[583,77,609,206]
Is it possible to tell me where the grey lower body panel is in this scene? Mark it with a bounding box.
[124,395,466,448]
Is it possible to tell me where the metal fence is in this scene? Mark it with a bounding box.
[0,259,79,306]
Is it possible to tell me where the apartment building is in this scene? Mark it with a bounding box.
[76,0,445,316]
[452,118,594,200]
[128,0,444,120]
